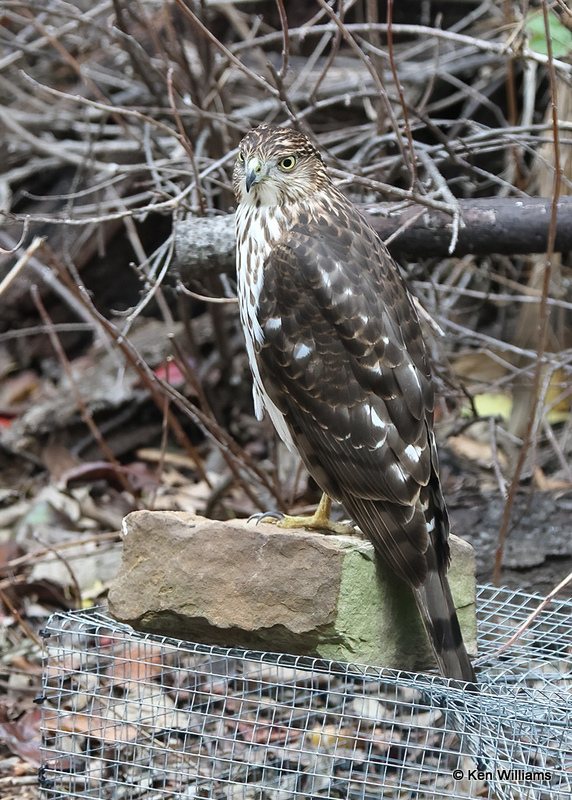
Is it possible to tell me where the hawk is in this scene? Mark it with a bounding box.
[233,124,475,684]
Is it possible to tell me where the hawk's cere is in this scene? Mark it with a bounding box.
[233,125,475,684]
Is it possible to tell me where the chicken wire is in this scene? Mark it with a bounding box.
[39,584,572,800]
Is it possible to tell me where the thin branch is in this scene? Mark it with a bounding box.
[495,569,572,657]
[30,285,139,500]
[231,21,572,75]
[166,68,206,215]
[0,236,43,296]
[315,0,410,169]
[177,279,238,305]
[0,587,42,649]
[386,0,417,187]
[172,0,281,100]
[492,0,563,584]
[275,0,290,79]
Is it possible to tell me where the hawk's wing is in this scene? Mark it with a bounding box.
[255,208,449,589]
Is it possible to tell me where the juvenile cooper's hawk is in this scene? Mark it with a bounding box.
[233,125,475,684]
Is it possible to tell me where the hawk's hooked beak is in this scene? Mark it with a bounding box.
[245,158,264,192]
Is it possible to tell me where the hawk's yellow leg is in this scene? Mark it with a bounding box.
[260,494,357,535]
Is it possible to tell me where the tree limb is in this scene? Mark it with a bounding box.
[175,196,572,284]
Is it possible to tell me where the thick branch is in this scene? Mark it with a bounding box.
[174,197,572,283]
[371,197,572,258]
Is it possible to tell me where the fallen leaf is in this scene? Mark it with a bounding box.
[0,708,43,766]
[44,707,138,744]
[533,466,572,492]
[154,361,186,386]
[61,460,158,492]
[448,435,507,468]
[42,443,81,483]
[472,393,512,421]
[106,640,165,684]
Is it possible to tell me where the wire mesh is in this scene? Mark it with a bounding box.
[40,585,572,800]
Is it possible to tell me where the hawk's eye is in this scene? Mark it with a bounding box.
[279,156,296,171]
[238,151,245,163]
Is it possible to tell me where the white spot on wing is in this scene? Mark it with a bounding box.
[366,407,387,450]
[406,362,420,383]
[370,408,385,429]
[404,443,422,463]
[293,342,312,361]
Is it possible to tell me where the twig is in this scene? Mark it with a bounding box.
[62,277,212,488]
[0,322,93,343]
[417,151,462,253]
[0,99,111,171]
[0,587,42,649]
[488,417,507,498]
[27,8,136,138]
[120,227,177,333]
[19,73,183,150]
[0,216,29,254]
[148,371,171,512]
[173,0,282,101]
[49,266,279,497]
[0,235,43,296]
[386,0,417,187]
[437,317,557,365]
[495,569,572,657]
[166,67,206,215]
[177,279,238,305]
[542,418,572,483]
[0,775,39,787]
[32,536,83,610]
[0,0,111,71]
[492,0,563,583]
[275,0,290,79]
[0,531,121,576]
[315,0,410,168]
[30,285,139,500]
[168,336,273,512]
[231,21,572,75]
[118,207,174,327]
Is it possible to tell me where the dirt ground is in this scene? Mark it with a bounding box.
[448,487,572,598]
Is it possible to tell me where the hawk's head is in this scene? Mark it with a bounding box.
[233,125,330,207]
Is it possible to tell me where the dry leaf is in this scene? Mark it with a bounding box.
[448,435,507,468]
[0,708,43,766]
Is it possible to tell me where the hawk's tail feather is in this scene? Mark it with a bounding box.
[413,559,476,685]
[341,493,476,683]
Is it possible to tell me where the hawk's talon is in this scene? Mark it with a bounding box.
[247,510,284,525]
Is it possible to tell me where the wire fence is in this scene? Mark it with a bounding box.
[39,584,571,799]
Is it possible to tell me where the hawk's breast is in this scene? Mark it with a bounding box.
[236,202,295,450]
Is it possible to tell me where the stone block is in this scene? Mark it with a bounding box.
[108,510,477,672]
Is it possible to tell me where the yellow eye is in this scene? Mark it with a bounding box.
[238,151,245,163]
[279,155,296,171]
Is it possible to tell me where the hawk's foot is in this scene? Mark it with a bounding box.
[278,512,356,535]
[249,495,356,536]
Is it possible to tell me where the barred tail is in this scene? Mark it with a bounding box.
[414,558,476,685]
